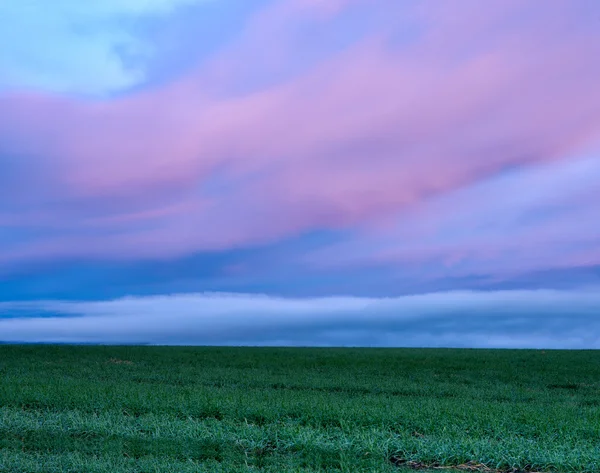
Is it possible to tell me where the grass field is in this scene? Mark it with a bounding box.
[0,346,599,473]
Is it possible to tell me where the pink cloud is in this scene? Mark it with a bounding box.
[1,0,599,265]
[304,154,600,279]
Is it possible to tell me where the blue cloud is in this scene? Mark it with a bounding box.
[1,288,599,348]
[0,0,212,96]
[0,230,347,300]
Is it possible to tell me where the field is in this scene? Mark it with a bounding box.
[0,346,599,473]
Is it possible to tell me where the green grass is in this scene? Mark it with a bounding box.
[0,346,599,472]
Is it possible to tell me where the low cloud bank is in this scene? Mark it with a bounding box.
[1,289,599,348]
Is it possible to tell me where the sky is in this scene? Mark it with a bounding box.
[1,0,599,347]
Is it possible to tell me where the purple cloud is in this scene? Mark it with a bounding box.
[0,0,599,320]
[305,154,600,280]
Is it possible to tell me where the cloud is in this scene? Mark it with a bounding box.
[305,153,600,279]
[0,0,205,96]
[1,289,599,348]
[0,0,599,282]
